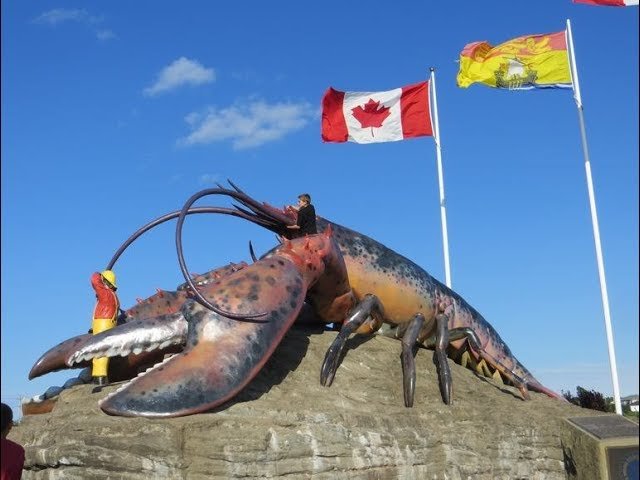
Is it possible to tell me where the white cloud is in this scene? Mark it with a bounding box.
[169,174,184,184]
[179,100,316,150]
[143,57,215,97]
[231,69,257,82]
[199,174,221,185]
[33,9,98,25]
[33,9,114,41]
[96,29,116,41]
[185,111,202,125]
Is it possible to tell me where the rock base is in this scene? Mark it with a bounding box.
[12,327,607,479]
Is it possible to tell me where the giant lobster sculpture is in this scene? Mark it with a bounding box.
[29,182,563,418]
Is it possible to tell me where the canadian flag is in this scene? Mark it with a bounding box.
[321,81,433,144]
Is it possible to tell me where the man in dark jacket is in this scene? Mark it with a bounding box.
[287,193,317,237]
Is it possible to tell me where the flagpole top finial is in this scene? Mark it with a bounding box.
[430,67,435,72]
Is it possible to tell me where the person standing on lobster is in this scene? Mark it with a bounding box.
[90,270,120,386]
[286,193,317,238]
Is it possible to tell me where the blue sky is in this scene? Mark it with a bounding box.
[2,2,638,417]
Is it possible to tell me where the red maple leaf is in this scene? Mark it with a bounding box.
[351,99,391,137]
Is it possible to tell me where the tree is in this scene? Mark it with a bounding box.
[561,386,614,413]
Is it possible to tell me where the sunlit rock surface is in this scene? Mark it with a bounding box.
[12,327,603,479]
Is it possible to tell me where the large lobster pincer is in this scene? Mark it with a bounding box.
[77,227,360,417]
[27,260,250,383]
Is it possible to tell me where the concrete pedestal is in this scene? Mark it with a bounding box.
[562,415,639,480]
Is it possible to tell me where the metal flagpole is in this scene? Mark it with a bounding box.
[565,19,623,415]
[429,68,452,288]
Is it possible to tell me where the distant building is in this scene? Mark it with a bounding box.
[621,394,639,412]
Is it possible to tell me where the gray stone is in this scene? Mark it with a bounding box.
[62,377,85,389]
[11,327,610,479]
[42,385,63,400]
[567,415,639,440]
[78,367,93,383]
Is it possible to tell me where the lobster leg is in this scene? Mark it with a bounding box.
[433,313,452,405]
[320,294,384,387]
[424,326,531,400]
[400,314,426,408]
[321,298,451,408]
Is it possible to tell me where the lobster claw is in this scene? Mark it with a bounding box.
[27,260,267,383]
[29,333,94,379]
[99,255,308,417]
[30,329,179,383]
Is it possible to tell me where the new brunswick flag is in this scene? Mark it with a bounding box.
[457,31,572,90]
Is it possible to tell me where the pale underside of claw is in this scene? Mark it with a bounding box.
[66,312,187,366]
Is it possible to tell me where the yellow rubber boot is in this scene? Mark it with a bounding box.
[91,317,116,379]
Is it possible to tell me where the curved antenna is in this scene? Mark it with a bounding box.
[176,188,269,320]
[105,182,294,319]
[106,206,273,271]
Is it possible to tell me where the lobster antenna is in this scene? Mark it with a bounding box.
[227,179,246,193]
[175,188,269,321]
[249,241,258,263]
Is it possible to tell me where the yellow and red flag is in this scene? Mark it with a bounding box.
[457,31,572,90]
